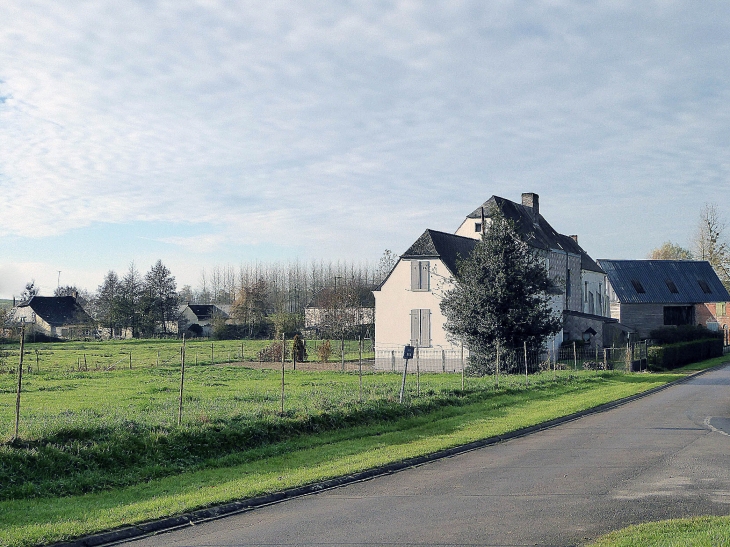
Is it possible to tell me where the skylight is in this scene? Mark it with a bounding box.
[631,279,645,294]
[665,280,679,294]
[698,279,712,294]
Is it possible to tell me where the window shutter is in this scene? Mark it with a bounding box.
[411,262,420,291]
[410,309,419,345]
[420,261,430,291]
[420,309,431,347]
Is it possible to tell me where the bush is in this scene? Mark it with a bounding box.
[292,334,307,362]
[648,338,723,370]
[317,339,332,363]
[649,325,722,345]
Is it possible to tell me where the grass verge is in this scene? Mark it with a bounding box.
[587,516,730,547]
[0,369,690,547]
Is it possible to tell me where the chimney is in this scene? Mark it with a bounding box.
[72,290,79,300]
[570,235,578,243]
[13,296,16,307]
[521,192,539,223]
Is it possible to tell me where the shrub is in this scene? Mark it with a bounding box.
[292,334,307,362]
[317,339,332,363]
[649,325,722,345]
[648,338,723,370]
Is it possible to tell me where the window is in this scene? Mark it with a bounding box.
[410,261,430,291]
[718,302,726,316]
[566,269,571,297]
[584,281,588,303]
[665,280,679,294]
[664,306,694,326]
[589,292,594,314]
[410,309,431,347]
[698,279,712,294]
[631,279,645,294]
[474,222,482,233]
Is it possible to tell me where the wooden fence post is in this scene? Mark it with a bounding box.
[280,333,285,414]
[13,323,26,440]
[178,334,186,426]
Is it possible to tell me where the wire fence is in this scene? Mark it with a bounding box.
[375,342,650,374]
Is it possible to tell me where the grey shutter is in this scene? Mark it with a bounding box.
[411,261,420,291]
[420,261,430,291]
[410,309,419,345]
[420,309,430,347]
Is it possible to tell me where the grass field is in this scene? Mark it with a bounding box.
[0,338,373,373]
[0,340,721,547]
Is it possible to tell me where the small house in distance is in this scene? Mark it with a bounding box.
[304,287,375,338]
[10,295,94,339]
[597,259,730,339]
[178,304,230,337]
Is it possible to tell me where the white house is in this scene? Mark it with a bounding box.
[9,295,94,339]
[178,304,230,337]
[373,193,608,370]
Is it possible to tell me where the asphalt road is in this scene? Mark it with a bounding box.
[124,365,730,547]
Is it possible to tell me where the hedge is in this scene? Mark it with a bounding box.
[648,338,724,370]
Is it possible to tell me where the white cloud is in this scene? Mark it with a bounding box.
[1,0,729,287]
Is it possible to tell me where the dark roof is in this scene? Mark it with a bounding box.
[307,287,375,308]
[20,296,93,326]
[467,195,603,273]
[186,305,229,321]
[597,260,730,304]
[401,229,477,276]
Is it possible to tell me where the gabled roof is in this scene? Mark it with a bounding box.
[185,304,229,321]
[19,296,93,326]
[467,195,603,273]
[402,229,477,276]
[597,259,730,304]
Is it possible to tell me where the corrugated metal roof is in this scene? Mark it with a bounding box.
[597,260,730,304]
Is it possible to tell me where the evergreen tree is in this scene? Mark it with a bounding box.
[440,209,561,374]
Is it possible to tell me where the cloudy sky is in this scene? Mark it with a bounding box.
[1,1,729,298]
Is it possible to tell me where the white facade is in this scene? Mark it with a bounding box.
[374,258,459,352]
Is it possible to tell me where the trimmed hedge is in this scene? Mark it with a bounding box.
[649,325,722,345]
[648,338,723,370]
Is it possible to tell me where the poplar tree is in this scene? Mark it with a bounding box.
[440,209,561,374]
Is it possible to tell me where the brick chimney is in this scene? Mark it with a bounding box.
[521,192,539,223]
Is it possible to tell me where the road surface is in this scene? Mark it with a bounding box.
[124,365,730,546]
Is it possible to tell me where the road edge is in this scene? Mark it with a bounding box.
[54,364,726,547]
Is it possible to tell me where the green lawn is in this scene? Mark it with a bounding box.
[587,516,730,547]
[0,338,372,373]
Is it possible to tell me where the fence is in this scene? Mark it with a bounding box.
[375,342,650,374]
[375,348,466,372]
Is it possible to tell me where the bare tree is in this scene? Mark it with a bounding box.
[694,203,730,289]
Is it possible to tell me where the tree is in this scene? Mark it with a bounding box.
[141,260,179,335]
[694,203,730,289]
[19,281,38,303]
[96,272,123,335]
[440,209,561,374]
[120,262,143,336]
[647,242,693,260]
[231,280,269,337]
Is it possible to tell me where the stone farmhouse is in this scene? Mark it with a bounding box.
[373,192,610,369]
[9,295,94,339]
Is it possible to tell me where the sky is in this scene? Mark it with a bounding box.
[2,1,730,299]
